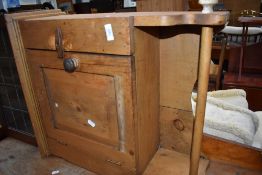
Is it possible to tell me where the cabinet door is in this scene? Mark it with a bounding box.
[26,50,136,174]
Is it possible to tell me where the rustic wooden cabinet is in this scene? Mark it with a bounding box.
[27,50,136,174]
[18,12,228,175]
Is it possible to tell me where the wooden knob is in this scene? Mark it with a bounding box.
[63,58,79,73]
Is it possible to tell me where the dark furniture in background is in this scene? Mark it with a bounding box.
[223,17,262,111]
[73,0,135,14]
[223,42,262,111]
[73,0,116,14]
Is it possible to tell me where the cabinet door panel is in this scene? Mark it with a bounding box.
[43,68,119,147]
[26,50,136,172]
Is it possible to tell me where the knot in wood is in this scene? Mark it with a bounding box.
[173,119,185,131]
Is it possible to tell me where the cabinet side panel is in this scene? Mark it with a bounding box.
[160,29,200,154]
[5,10,64,157]
[134,27,160,174]
[160,32,200,111]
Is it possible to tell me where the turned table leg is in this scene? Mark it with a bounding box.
[190,26,213,175]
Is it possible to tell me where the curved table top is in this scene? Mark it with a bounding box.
[27,11,229,27]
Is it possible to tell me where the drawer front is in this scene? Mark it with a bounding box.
[26,50,136,171]
[19,17,132,55]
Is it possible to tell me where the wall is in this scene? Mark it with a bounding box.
[137,0,187,11]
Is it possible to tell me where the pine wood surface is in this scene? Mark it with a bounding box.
[159,28,200,154]
[19,12,228,56]
[21,11,229,26]
[206,161,262,175]
[26,50,136,174]
[160,107,194,154]
[136,0,187,11]
[43,68,120,147]
[19,17,132,55]
[143,148,209,175]
[202,134,262,171]
[18,11,229,175]
[5,10,64,157]
[133,27,160,174]
[190,27,213,175]
[160,31,200,111]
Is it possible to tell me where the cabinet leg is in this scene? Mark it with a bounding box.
[189,27,213,175]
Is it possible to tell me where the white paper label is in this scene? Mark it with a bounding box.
[87,119,96,128]
[51,170,60,175]
[104,24,114,41]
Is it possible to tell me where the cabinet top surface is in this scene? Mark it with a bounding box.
[27,11,229,26]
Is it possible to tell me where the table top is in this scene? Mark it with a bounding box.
[27,11,229,27]
[238,16,262,24]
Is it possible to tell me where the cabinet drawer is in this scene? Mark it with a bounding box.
[19,15,133,55]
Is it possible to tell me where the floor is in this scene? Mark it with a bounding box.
[0,137,261,175]
[0,137,95,175]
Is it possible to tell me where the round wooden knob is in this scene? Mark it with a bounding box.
[173,119,185,131]
[63,58,79,73]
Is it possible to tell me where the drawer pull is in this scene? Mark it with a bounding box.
[63,58,79,73]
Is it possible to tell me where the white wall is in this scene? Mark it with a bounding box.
[20,0,38,5]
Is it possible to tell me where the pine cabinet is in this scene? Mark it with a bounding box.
[19,12,228,175]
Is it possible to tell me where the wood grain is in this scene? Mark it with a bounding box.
[133,27,160,174]
[160,106,193,154]
[5,10,64,157]
[202,134,262,171]
[190,27,213,175]
[48,137,135,175]
[19,17,132,55]
[136,0,187,11]
[134,12,229,26]
[143,148,209,175]
[43,68,120,147]
[18,12,230,175]
[26,50,136,174]
[19,12,229,27]
[207,160,262,175]
[160,30,200,111]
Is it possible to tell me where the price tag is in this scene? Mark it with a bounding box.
[104,24,114,41]
[87,119,96,128]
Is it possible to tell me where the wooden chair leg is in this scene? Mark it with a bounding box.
[215,37,227,90]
